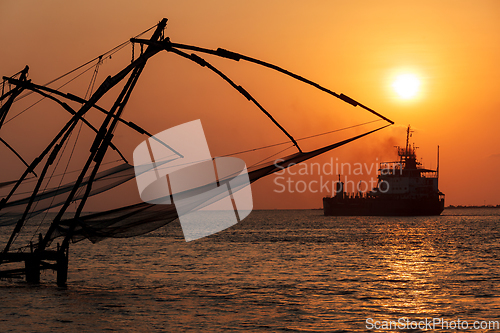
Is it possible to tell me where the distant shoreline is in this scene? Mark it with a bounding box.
[446,205,500,209]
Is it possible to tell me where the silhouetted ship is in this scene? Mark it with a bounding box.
[323,126,445,216]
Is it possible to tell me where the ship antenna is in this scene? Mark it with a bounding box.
[405,125,410,155]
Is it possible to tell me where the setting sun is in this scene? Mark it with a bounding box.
[392,74,420,99]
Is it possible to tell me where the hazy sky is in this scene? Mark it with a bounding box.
[1,1,500,209]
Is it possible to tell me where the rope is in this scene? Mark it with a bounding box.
[85,56,102,99]
[3,63,98,125]
[0,80,4,107]
[248,145,296,169]
[6,159,123,197]
[222,119,382,157]
[27,121,76,246]
[296,119,382,141]
[5,23,158,113]
[3,23,154,125]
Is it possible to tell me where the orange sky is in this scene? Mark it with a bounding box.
[1,1,500,209]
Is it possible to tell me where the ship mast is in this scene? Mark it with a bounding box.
[397,125,419,171]
[405,125,410,155]
[437,145,440,179]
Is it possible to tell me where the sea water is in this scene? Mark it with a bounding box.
[0,209,499,332]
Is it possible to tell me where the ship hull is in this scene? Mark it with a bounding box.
[323,197,445,216]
